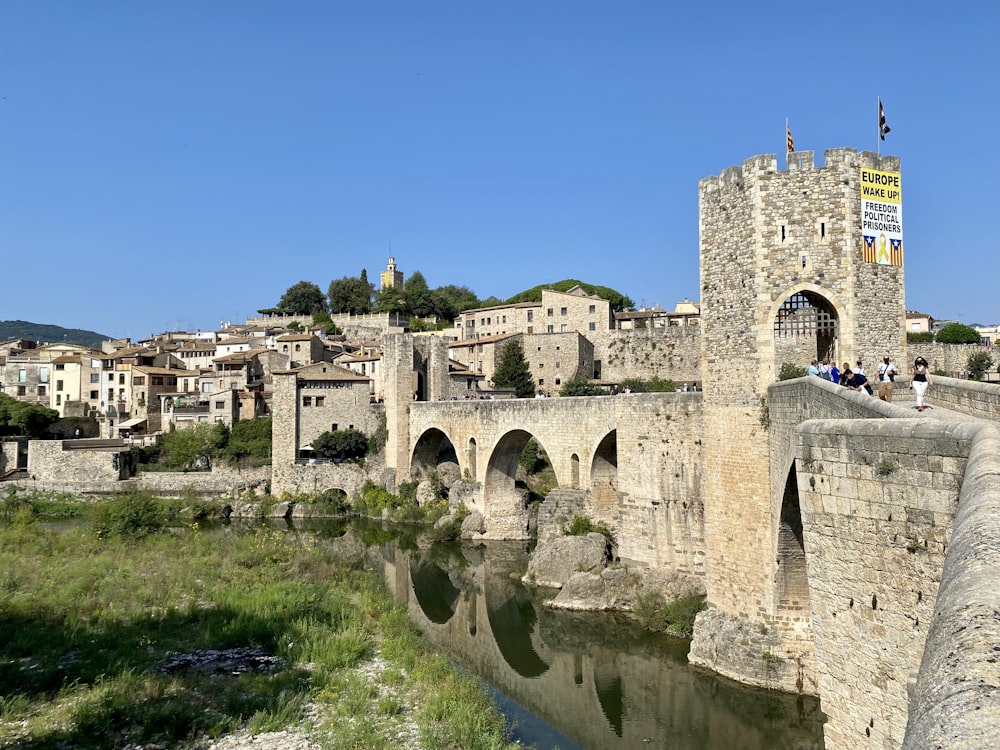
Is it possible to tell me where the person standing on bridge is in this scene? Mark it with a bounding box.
[910,356,932,412]
[877,354,899,402]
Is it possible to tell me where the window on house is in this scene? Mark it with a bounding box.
[17,386,25,396]
[152,377,163,386]
[527,326,534,333]
[555,361,560,368]
[133,377,145,386]
[555,378,561,385]
[216,401,225,409]
[295,344,301,352]
[331,423,338,431]
[55,363,65,371]
[56,380,64,391]
[589,322,596,331]
[589,304,596,314]
[18,369,26,383]
[527,311,533,322]
[547,308,553,317]
[547,325,554,333]
[56,394,61,405]
[561,324,568,332]
[91,373,100,383]
[538,378,544,385]
[108,373,114,381]
[90,390,99,400]
[348,424,354,430]
[560,307,567,316]
[315,396,325,407]
[502,315,506,323]
[38,385,47,396]
[538,363,544,369]
[39,368,48,383]
[303,396,312,406]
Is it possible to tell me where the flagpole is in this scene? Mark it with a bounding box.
[786,118,789,166]
[877,98,881,157]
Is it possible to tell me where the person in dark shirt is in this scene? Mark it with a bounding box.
[843,369,873,395]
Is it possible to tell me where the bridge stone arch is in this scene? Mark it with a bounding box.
[774,462,809,621]
[410,427,461,483]
[590,431,619,527]
[484,429,556,539]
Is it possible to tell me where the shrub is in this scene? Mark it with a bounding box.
[906,331,934,343]
[620,377,677,393]
[633,592,706,636]
[778,363,808,380]
[90,492,166,540]
[313,429,369,461]
[936,323,982,344]
[225,417,272,466]
[559,378,603,397]
[966,350,995,381]
[564,514,612,541]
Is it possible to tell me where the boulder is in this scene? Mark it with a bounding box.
[522,533,609,588]
[549,565,705,611]
[460,510,486,538]
[268,501,292,519]
[416,480,439,506]
[437,460,461,489]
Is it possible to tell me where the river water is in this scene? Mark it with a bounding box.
[306,519,826,750]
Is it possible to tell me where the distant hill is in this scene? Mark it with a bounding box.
[505,280,634,311]
[0,320,111,350]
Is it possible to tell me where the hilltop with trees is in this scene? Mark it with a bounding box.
[263,274,635,329]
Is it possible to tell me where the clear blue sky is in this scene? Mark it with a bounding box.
[2,1,997,338]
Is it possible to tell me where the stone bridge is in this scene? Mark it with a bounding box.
[391,376,1000,750]
[404,393,704,564]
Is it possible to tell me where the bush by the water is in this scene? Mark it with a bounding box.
[778,363,808,380]
[633,592,706,637]
[89,491,166,539]
[565,514,613,541]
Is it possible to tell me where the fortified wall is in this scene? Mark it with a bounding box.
[588,326,702,385]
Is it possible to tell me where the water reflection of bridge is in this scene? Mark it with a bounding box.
[364,535,824,750]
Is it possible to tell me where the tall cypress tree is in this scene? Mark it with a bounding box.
[492,340,536,398]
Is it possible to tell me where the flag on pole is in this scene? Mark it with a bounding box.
[879,97,891,140]
[786,122,794,153]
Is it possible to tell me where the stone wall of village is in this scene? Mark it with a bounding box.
[588,327,701,385]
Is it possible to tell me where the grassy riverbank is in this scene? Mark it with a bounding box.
[0,498,518,749]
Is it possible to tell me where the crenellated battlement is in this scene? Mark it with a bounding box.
[700,148,900,197]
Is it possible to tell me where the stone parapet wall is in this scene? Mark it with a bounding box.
[11,462,269,496]
[28,440,125,483]
[906,342,1000,376]
[903,423,1000,749]
[796,418,979,750]
[1,441,20,474]
[270,459,372,499]
[911,374,1000,420]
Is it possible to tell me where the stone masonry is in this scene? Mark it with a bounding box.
[691,149,906,694]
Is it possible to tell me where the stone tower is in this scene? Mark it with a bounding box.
[380,256,404,291]
[689,148,905,691]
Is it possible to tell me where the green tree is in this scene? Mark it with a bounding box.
[224,417,272,465]
[504,279,634,310]
[374,285,406,314]
[560,378,603,396]
[966,350,995,381]
[313,428,369,461]
[492,340,536,397]
[277,281,327,315]
[936,323,982,344]
[430,284,480,321]
[160,422,229,469]
[0,393,59,438]
[403,271,434,318]
[328,273,374,314]
[311,310,343,336]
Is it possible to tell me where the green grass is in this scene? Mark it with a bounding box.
[0,504,518,749]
